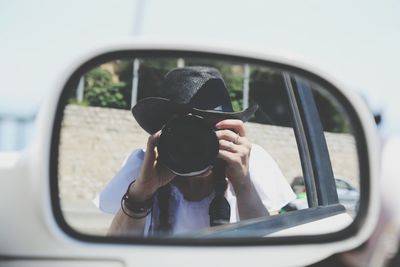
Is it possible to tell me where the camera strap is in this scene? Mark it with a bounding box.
[209,160,231,226]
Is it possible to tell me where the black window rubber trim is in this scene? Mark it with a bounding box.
[190,204,346,238]
[49,49,371,246]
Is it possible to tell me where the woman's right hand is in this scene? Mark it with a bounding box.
[127,131,176,201]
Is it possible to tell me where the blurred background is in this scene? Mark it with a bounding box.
[0,0,399,152]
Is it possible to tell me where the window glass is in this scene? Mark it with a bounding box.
[312,85,360,217]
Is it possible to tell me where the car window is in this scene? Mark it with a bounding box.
[312,85,360,217]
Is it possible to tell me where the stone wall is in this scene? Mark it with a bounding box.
[59,105,359,201]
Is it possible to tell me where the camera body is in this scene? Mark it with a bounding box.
[157,114,219,176]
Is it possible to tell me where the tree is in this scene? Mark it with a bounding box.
[249,68,292,126]
[185,58,244,111]
[249,67,350,133]
[83,67,127,109]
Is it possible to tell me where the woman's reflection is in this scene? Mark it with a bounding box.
[97,66,295,237]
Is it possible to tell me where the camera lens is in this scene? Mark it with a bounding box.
[158,114,219,176]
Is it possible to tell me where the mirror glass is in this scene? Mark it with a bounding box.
[57,53,360,239]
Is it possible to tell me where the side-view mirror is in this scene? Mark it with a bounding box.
[0,40,380,266]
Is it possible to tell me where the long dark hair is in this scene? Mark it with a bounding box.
[155,184,172,235]
[208,159,230,226]
[154,159,230,234]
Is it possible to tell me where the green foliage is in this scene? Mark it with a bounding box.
[185,58,244,111]
[312,90,351,133]
[218,65,243,112]
[248,67,350,133]
[137,58,177,100]
[85,67,113,88]
[249,68,292,126]
[70,59,350,133]
[83,67,127,109]
[85,85,126,109]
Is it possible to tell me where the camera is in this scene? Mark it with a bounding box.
[157,114,219,176]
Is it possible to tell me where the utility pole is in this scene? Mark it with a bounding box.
[76,77,84,102]
[243,64,250,109]
[177,58,185,68]
[131,58,140,108]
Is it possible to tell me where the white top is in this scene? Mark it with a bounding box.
[95,144,296,236]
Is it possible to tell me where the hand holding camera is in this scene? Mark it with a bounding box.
[129,117,252,203]
[128,131,176,202]
[215,119,252,189]
[134,116,252,193]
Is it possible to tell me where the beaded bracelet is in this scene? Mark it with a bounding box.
[120,180,153,219]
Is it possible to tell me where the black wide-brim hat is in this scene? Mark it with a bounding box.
[132,66,258,134]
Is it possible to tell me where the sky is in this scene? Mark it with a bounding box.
[0,0,399,150]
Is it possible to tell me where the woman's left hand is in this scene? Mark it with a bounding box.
[215,119,269,219]
[215,119,252,187]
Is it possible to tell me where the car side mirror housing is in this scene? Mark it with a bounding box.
[0,40,381,266]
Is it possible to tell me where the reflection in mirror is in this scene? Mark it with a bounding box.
[58,55,359,239]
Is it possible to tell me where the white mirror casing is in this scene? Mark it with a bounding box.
[0,40,380,267]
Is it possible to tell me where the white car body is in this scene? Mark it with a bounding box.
[0,40,380,267]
